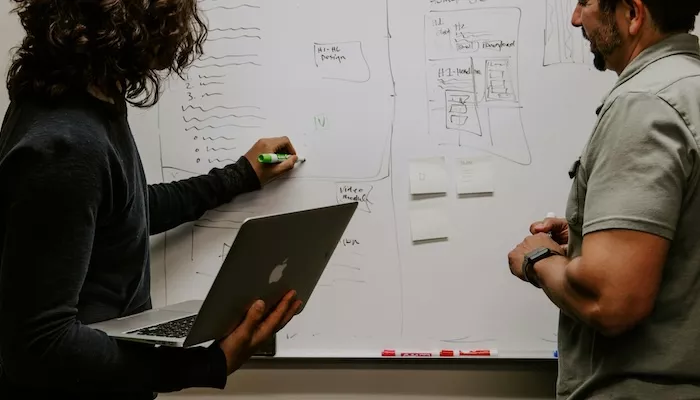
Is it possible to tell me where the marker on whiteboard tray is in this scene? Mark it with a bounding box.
[438,349,498,357]
[257,153,306,164]
[381,350,436,357]
[459,349,499,357]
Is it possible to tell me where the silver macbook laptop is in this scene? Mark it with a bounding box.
[87,202,358,348]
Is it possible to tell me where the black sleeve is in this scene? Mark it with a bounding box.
[0,141,227,393]
[148,157,261,235]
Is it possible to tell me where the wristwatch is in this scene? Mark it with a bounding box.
[522,247,561,288]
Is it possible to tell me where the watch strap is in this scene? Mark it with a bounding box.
[522,247,562,288]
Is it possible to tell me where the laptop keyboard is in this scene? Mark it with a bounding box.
[127,315,197,338]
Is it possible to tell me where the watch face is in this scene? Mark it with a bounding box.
[528,247,549,260]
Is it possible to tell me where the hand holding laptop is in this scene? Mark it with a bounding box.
[219,290,302,374]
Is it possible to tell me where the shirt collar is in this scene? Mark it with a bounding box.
[596,33,700,115]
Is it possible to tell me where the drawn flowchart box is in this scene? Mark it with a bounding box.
[424,7,531,166]
[314,41,371,83]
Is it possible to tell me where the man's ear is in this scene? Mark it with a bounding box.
[623,0,647,35]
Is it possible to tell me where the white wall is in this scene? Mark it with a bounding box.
[0,3,556,399]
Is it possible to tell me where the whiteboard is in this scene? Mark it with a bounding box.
[0,0,621,359]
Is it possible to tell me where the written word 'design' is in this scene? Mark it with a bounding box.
[313,41,370,83]
[336,183,373,213]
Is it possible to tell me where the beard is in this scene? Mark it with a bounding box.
[582,15,621,72]
[592,50,606,71]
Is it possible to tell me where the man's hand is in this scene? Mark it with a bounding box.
[508,233,566,281]
[530,217,569,247]
[218,290,302,375]
[243,137,298,186]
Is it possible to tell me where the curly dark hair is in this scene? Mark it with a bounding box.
[6,0,208,108]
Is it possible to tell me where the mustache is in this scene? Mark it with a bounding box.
[582,28,589,41]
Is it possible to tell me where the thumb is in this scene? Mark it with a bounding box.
[531,220,552,234]
[273,155,298,174]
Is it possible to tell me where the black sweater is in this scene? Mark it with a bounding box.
[0,94,260,399]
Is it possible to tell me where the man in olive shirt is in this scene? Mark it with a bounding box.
[508,1,700,399]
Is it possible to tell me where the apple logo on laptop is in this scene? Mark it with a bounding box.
[269,258,288,284]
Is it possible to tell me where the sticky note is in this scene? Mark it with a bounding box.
[456,155,494,195]
[409,156,448,195]
[409,198,449,242]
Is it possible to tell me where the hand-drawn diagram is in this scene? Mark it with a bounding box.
[158,0,394,182]
[314,41,371,83]
[155,0,401,350]
[336,183,374,213]
[543,0,593,66]
[424,7,531,165]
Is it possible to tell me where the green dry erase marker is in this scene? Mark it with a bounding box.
[257,153,307,164]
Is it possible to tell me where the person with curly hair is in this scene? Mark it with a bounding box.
[0,0,303,398]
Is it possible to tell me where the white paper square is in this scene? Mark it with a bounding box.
[456,156,494,195]
[409,199,449,242]
[409,156,448,195]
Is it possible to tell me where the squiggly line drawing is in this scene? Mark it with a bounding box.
[207,146,236,152]
[210,27,260,32]
[208,158,236,163]
[199,54,258,61]
[208,35,261,42]
[202,136,235,141]
[200,4,260,12]
[186,123,260,131]
[182,114,265,123]
[193,62,262,68]
[199,74,226,79]
[181,105,261,112]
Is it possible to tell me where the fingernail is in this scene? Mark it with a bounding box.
[254,300,265,311]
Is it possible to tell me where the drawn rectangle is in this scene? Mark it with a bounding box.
[424,7,531,165]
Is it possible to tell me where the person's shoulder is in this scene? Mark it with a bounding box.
[0,98,121,191]
[1,99,116,167]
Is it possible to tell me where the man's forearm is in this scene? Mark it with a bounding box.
[535,256,601,326]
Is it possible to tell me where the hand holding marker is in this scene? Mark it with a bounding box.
[258,153,306,165]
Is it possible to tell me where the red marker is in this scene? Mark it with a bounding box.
[459,349,498,357]
[381,350,436,357]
